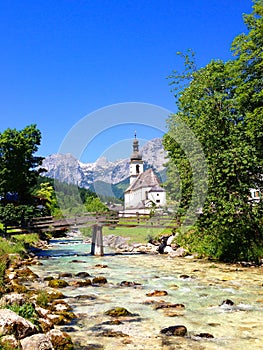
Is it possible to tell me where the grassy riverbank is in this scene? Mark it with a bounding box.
[0,233,40,289]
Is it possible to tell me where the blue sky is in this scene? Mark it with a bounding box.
[0,0,253,162]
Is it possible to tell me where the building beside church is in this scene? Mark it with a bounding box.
[123,134,166,213]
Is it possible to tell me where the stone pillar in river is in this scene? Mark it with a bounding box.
[91,224,104,256]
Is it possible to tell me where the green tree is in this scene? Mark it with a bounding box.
[0,125,44,203]
[164,1,263,262]
[33,182,57,215]
[85,197,109,213]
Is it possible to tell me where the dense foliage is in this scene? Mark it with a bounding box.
[0,125,44,203]
[164,0,263,262]
[0,125,45,228]
[36,176,109,216]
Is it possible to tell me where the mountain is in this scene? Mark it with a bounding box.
[41,138,167,191]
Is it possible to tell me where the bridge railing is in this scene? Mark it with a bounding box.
[6,211,178,234]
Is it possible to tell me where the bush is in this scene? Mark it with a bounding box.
[36,290,49,308]
[6,302,39,325]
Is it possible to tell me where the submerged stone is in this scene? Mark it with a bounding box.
[97,330,129,337]
[119,281,142,287]
[146,290,168,297]
[154,302,185,310]
[194,332,214,338]
[160,325,187,336]
[105,307,133,317]
[92,276,107,284]
[75,272,91,278]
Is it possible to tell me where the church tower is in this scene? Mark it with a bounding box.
[129,132,144,184]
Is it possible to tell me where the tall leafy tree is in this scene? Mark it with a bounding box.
[164,1,263,262]
[0,125,44,204]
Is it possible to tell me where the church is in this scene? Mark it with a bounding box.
[123,134,166,213]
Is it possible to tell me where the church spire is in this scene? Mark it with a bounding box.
[130,131,142,161]
[129,133,144,184]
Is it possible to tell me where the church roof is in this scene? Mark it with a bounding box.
[125,168,164,192]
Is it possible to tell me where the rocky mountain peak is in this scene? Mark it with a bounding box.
[41,138,167,189]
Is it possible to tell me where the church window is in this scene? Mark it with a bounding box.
[136,164,140,174]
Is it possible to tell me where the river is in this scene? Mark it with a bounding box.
[30,236,263,350]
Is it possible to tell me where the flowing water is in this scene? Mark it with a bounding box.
[31,236,263,350]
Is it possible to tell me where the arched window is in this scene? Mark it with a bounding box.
[136,164,140,174]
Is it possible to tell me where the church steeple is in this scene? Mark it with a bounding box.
[129,132,144,184]
[130,131,142,161]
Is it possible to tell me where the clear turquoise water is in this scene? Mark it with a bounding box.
[31,238,263,350]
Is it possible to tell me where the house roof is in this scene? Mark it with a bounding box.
[125,168,163,193]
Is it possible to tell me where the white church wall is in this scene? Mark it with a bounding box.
[148,191,166,207]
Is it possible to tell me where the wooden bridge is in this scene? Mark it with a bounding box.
[6,211,179,256]
[24,212,179,233]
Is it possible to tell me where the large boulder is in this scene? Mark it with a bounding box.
[0,334,20,348]
[0,309,37,339]
[20,334,54,350]
[168,247,187,258]
[47,329,74,350]
[0,293,27,307]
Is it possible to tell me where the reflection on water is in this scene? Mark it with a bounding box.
[31,237,263,350]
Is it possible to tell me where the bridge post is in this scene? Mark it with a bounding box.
[91,224,104,256]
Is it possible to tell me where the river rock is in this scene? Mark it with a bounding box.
[44,276,55,281]
[160,325,187,336]
[0,292,27,307]
[10,280,28,294]
[45,288,65,301]
[119,281,142,287]
[105,307,133,317]
[46,313,68,326]
[35,306,50,318]
[94,264,108,268]
[146,290,168,297]
[47,329,74,350]
[0,334,20,348]
[75,272,91,278]
[20,333,54,350]
[220,299,234,306]
[71,279,92,287]
[16,267,39,280]
[169,247,187,257]
[154,302,185,310]
[0,309,37,339]
[38,317,54,333]
[164,246,174,254]
[59,272,73,278]
[194,332,214,338]
[98,329,129,337]
[50,300,72,312]
[92,276,107,284]
[48,279,69,288]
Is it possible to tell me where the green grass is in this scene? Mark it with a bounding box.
[11,233,39,245]
[102,225,172,244]
[0,257,7,288]
[0,234,39,256]
[0,237,25,256]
